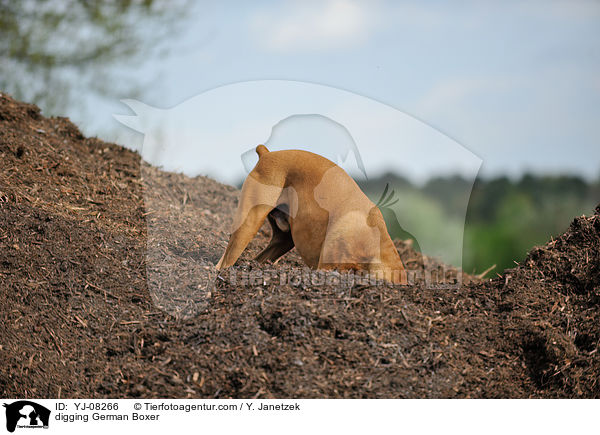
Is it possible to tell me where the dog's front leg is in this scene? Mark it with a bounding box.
[216,175,283,269]
[254,213,295,263]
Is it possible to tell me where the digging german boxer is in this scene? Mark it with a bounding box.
[216,145,407,284]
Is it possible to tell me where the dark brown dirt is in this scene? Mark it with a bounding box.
[1,92,598,398]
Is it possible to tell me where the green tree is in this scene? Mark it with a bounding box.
[0,0,189,115]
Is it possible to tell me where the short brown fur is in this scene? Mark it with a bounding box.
[216,145,407,284]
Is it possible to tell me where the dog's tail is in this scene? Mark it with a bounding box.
[256,144,269,157]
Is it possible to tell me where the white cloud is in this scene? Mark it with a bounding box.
[415,76,517,116]
[249,0,376,52]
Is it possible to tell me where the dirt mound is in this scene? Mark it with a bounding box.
[495,211,600,396]
[0,92,598,398]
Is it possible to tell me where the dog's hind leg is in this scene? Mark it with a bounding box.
[216,175,283,269]
[255,213,295,263]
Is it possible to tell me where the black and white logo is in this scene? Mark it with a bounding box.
[3,401,50,433]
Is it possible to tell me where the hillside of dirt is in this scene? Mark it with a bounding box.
[1,92,598,398]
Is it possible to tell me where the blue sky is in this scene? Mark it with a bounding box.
[90,0,600,182]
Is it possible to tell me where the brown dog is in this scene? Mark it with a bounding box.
[216,145,407,284]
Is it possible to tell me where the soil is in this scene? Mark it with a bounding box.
[1,92,598,398]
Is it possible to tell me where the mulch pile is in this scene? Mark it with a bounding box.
[1,92,598,398]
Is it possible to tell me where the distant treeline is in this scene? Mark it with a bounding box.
[359,173,600,275]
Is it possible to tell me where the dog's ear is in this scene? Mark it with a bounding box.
[256,144,269,157]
